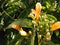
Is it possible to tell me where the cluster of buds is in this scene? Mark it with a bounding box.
[28,2,60,42]
[38,31,51,41]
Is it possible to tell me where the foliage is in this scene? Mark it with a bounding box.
[0,0,60,45]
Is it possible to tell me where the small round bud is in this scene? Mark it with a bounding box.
[28,13,35,20]
[29,31,32,35]
[45,32,51,40]
[32,20,38,26]
[19,30,28,36]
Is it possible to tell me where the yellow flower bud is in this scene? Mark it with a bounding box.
[45,32,51,40]
[29,31,32,35]
[28,13,35,20]
[32,20,38,26]
[19,29,28,36]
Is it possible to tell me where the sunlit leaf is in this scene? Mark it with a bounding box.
[47,14,57,23]
[6,19,32,29]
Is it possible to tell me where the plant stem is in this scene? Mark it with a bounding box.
[31,25,36,45]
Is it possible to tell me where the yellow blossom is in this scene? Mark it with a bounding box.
[31,2,42,22]
[50,21,60,31]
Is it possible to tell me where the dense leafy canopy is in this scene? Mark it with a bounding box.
[0,0,60,45]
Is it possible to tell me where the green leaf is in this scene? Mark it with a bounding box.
[47,14,57,23]
[46,1,51,9]
[55,31,59,36]
[6,1,26,9]
[15,38,23,45]
[0,12,2,16]
[7,33,24,45]
[0,18,4,30]
[6,5,19,15]
[6,19,32,29]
